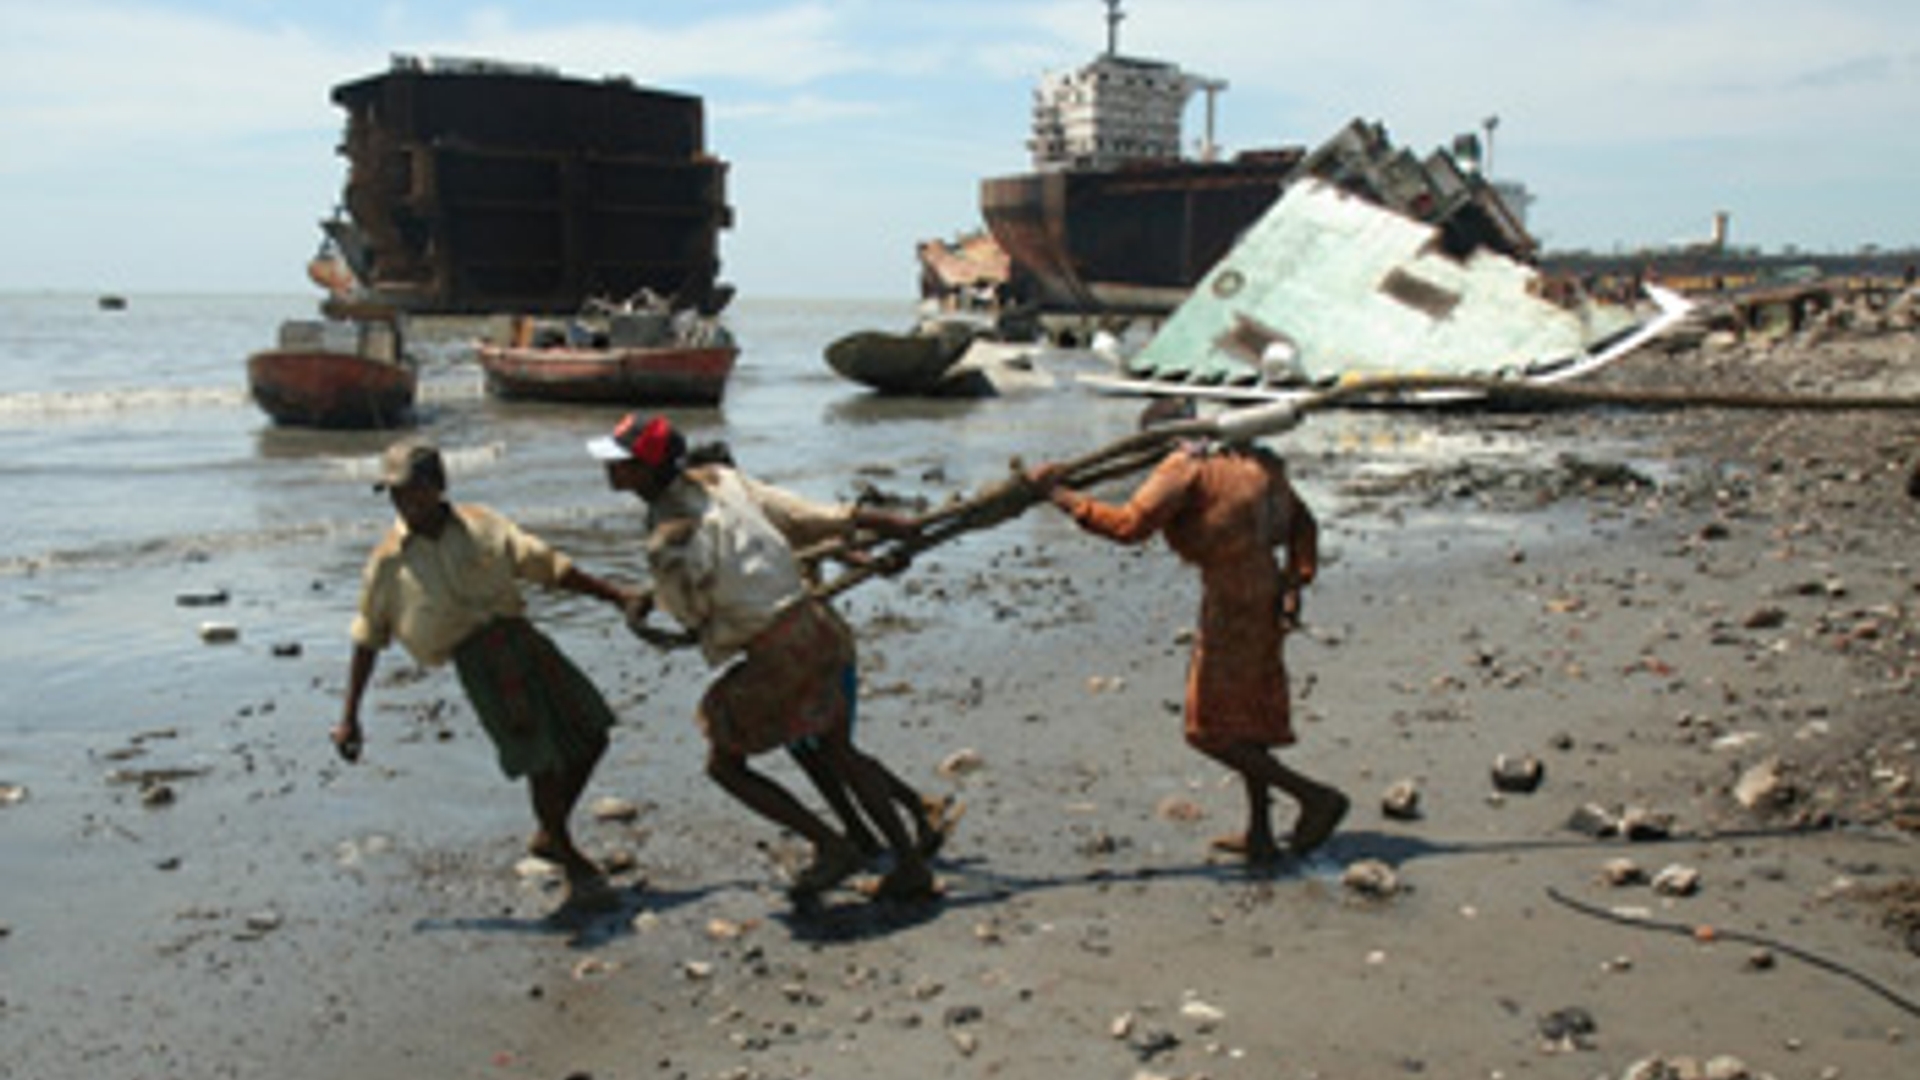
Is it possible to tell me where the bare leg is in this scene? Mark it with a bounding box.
[527,730,607,882]
[861,750,948,857]
[815,732,934,897]
[1198,742,1347,860]
[707,746,861,894]
[792,741,951,861]
[789,742,884,857]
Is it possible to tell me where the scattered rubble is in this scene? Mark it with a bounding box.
[1651,864,1703,898]
[1342,859,1402,899]
[1618,1053,1770,1080]
[1732,757,1794,810]
[589,795,641,823]
[1491,753,1545,793]
[937,748,985,777]
[175,588,229,607]
[1536,1005,1598,1052]
[1566,803,1678,841]
[1380,778,1422,820]
[1601,858,1648,887]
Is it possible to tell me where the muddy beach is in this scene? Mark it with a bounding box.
[2,308,1917,1080]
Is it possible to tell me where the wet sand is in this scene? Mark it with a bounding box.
[3,315,1918,1080]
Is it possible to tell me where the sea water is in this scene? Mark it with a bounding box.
[0,291,1591,773]
[0,294,1147,741]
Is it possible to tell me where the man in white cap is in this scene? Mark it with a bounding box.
[334,438,639,907]
[589,413,941,902]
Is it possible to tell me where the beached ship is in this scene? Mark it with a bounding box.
[247,313,416,429]
[979,1,1531,318]
[321,56,732,317]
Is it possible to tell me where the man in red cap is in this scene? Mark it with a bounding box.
[590,413,941,902]
[335,438,640,908]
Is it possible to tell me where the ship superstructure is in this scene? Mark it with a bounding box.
[981,1,1534,318]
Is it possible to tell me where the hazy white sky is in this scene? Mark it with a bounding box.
[2,0,1915,298]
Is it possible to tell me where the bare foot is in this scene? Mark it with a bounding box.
[1290,788,1350,856]
[789,839,864,898]
[869,859,941,903]
[917,795,965,859]
[1209,831,1283,864]
[560,873,622,913]
[530,831,603,882]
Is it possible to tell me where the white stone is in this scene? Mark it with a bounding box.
[1733,757,1788,810]
[1653,864,1702,897]
[1342,859,1401,898]
[938,748,985,777]
[589,795,641,822]
[1180,998,1226,1025]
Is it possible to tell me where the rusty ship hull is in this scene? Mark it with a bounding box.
[327,59,732,316]
[980,119,1539,320]
[980,154,1302,316]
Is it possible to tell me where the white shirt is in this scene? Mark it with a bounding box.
[646,466,853,665]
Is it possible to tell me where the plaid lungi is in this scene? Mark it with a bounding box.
[699,598,855,757]
[453,618,616,778]
[1184,566,1295,752]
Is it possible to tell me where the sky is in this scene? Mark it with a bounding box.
[2,0,1916,299]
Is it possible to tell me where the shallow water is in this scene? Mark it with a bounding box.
[0,291,1615,761]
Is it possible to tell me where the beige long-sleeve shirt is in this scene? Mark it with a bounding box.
[350,503,573,666]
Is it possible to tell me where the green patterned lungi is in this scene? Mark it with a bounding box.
[453,618,616,778]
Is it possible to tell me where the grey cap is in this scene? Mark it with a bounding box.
[374,439,445,492]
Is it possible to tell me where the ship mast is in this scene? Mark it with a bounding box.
[1195,78,1227,163]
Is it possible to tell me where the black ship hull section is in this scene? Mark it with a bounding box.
[330,65,732,315]
[981,156,1298,316]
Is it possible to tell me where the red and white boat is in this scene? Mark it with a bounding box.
[476,304,737,406]
[247,313,416,429]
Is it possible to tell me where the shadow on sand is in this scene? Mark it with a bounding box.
[411,878,746,949]
[413,822,1861,948]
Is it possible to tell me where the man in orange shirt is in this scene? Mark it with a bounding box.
[1028,400,1347,864]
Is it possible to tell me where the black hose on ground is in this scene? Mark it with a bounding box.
[1545,885,1920,1019]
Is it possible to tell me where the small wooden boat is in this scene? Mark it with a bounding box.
[476,305,737,405]
[477,342,737,405]
[247,314,416,429]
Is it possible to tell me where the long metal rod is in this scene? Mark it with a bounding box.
[804,373,1920,601]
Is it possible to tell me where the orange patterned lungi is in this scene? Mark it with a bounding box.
[697,598,855,757]
[1061,443,1318,751]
